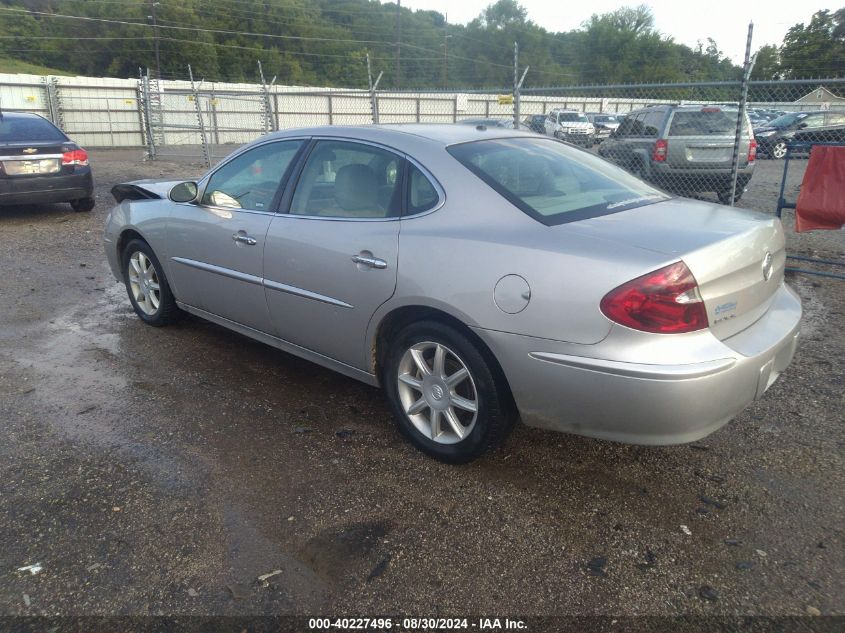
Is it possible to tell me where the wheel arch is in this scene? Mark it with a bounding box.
[370,304,517,416]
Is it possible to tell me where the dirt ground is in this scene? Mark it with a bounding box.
[0,149,843,623]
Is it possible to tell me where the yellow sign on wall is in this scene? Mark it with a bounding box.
[497,94,514,105]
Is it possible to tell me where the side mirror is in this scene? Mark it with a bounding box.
[169,181,198,203]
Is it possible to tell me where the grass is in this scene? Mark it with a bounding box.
[0,57,73,76]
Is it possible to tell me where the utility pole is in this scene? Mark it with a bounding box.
[394,0,401,89]
[442,13,450,90]
[148,1,161,79]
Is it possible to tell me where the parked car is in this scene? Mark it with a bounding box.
[104,125,801,463]
[543,109,596,147]
[792,122,845,146]
[754,111,845,159]
[585,113,622,142]
[523,114,547,134]
[458,118,533,132]
[0,111,94,211]
[598,105,756,204]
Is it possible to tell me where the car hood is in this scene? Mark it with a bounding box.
[111,179,187,203]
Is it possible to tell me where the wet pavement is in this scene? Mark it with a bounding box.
[0,150,843,618]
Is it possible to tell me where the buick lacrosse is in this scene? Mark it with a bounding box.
[104,125,801,463]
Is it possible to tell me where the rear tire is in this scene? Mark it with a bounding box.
[717,187,744,205]
[771,139,788,160]
[383,320,516,464]
[121,239,182,326]
[71,197,95,212]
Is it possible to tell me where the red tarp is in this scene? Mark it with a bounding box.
[795,145,845,232]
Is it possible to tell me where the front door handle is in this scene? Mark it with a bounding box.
[352,254,387,269]
[232,232,257,246]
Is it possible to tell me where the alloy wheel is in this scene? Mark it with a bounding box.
[772,141,787,159]
[396,341,479,445]
[127,251,161,316]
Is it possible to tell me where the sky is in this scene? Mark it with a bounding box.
[399,0,838,63]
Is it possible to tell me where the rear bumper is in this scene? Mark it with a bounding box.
[474,283,801,445]
[0,168,93,206]
[650,164,755,192]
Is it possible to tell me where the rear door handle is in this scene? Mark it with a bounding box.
[232,233,257,246]
[352,254,387,269]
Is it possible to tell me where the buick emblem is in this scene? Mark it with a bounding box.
[431,384,445,400]
[762,252,774,281]
[23,148,37,154]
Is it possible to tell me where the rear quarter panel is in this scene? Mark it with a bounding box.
[378,145,671,347]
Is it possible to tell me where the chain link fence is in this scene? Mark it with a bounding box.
[2,66,844,217]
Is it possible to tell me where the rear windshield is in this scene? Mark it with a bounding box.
[0,116,66,143]
[766,112,806,128]
[447,137,669,226]
[668,110,737,136]
[558,112,588,122]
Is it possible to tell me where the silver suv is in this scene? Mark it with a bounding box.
[544,109,596,147]
[598,105,756,204]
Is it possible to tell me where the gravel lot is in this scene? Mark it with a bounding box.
[0,149,843,622]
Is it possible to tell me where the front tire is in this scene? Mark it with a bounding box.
[121,239,181,326]
[383,321,516,464]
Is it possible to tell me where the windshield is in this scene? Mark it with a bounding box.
[558,113,588,123]
[447,137,669,226]
[593,115,618,123]
[766,112,806,128]
[0,116,66,143]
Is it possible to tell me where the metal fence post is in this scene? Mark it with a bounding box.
[140,72,156,159]
[729,22,754,206]
[188,65,211,168]
[366,54,382,124]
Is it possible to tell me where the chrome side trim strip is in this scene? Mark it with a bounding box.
[528,352,736,380]
[263,278,353,309]
[170,257,262,286]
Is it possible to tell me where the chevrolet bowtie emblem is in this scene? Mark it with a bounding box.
[22,148,38,154]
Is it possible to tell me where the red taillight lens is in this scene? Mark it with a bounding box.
[600,261,708,334]
[747,139,757,163]
[62,149,88,166]
[652,139,668,162]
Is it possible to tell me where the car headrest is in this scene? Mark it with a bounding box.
[335,164,378,211]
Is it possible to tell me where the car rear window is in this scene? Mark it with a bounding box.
[447,137,669,226]
[0,116,67,143]
[668,110,736,136]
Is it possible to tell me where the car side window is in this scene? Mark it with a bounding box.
[628,113,647,137]
[202,140,303,211]
[406,164,440,215]
[290,140,403,219]
[642,111,663,137]
[615,115,634,137]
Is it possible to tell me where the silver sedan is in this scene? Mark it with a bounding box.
[103,125,801,463]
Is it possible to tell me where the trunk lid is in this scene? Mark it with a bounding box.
[0,141,69,178]
[568,199,786,340]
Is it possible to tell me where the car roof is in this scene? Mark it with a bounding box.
[0,111,50,120]
[264,124,536,148]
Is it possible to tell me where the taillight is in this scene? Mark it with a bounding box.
[747,139,757,163]
[652,139,668,162]
[600,261,708,334]
[62,149,89,166]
